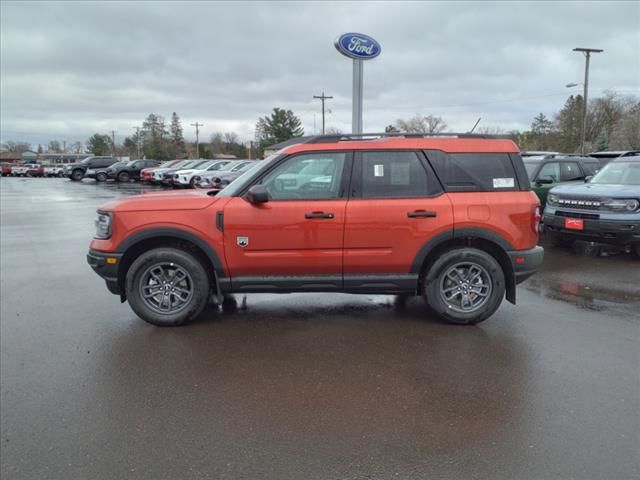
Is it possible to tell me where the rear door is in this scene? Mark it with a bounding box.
[223,151,351,286]
[343,151,453,287]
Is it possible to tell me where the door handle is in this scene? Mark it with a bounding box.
[407,210,437,218]
[305,211,334,219]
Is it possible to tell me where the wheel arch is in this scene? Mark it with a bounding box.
[413,228,516,304]
[115,228,225,299]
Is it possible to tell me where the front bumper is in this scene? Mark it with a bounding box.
[544,213,640,246]
[508,246,544,284]
[87,250,123,295]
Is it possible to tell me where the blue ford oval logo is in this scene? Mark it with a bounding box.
[334,32,381,60]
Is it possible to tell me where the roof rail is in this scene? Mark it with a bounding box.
[304,132,514,144]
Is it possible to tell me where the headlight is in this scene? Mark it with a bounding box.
[547,193,559,206]
[602,198,639,212]
[94,211,113,239]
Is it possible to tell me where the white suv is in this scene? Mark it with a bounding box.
[173,160,232,188]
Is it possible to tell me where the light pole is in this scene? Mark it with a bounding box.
[572,47,603,154]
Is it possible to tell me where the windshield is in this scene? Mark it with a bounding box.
[590,161,640,185]
[231,161,252,171]
[218,155,278,196]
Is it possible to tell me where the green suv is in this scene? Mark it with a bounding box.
[525,155,601,210]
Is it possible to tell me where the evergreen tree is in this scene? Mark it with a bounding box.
[255,108,304,155]
[142,113,169,160]
[554,95,583,153]
[87,134,111,156]
[169,112,186,159]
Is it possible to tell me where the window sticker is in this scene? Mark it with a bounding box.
[374,164,384,177]
[493,177,515,188]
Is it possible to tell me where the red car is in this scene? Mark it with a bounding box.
[27,164,45,177]
[1,162,14,176]
[88,133,543,327]
[141,159,184,183]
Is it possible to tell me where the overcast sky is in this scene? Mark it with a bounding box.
[1,0,639,147]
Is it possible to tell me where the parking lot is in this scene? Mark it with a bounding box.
[1,177,639,479]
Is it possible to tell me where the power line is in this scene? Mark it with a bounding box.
[190,122,203,159]
[313,91,333,134]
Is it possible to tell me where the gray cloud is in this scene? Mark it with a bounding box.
[1,0,638,146]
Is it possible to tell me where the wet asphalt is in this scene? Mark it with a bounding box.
[1,177,639,480]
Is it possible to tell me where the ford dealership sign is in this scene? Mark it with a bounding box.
[334,33,381,60]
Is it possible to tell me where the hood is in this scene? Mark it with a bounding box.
[99,190,219,212]
[175,169,197,175]
[551,183,640,198]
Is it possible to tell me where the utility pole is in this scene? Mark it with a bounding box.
[573,47,603,155]
[191,122,203,158]
[313,91,333,134]
[132,126,141,159]
[110,130,116,158]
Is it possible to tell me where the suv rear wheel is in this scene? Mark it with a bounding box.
[126,247,211,326]
[71,169,84,181]
[423,247,505,325]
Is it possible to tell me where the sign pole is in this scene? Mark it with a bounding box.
[352,59,363,134]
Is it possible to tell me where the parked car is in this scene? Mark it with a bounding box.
[1,162,14,176]
[65,156,117,181]
[525,155,601,210]
[87,133,543,327]
[44,165,65,177]
[543,156,640,255]
[86,162,127,182]
[588,150,640,168]
[11,163,41,177]
[194,160,256,189]
[160,160,209,186]
[173,160,233,188]
[150,160,192,184]
[106,159,161,182]
[140,160,184,183]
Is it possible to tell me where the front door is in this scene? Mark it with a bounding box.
[223,151,351,287]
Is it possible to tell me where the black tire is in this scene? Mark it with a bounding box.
[118,171,130,182]
[423,247,505,325]
[189,177,197,188]
[96,172,107,182]
[126,247,211,326]
[57,171,64,178]
[71,169,84,181]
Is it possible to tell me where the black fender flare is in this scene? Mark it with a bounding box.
[116,227,226,279]
[411,227,517,303]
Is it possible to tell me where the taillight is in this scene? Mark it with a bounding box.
[532,205,541,234]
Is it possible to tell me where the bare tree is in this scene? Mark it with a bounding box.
[610,100,640,149]
[395,115,447,133]
[325,127,343,135]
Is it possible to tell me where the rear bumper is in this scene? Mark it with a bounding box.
[508,246,544,284]
[87,250,122,295]
[544,213,640,246]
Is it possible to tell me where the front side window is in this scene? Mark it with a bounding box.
[537,162,560,182]
[259,152,346,200]
[361,151,433,198]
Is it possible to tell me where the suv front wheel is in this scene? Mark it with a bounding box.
[423,247,505,325]
[70,169,84,181]
[126,247,211,326]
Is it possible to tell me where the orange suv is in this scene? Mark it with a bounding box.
[87,134,543,326]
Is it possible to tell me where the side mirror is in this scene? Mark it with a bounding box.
[247,184,269,204]
[536,176,554,185]
[584,176,593,183]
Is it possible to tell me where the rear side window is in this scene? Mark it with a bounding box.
[560,162,583,181]
[428,152,519,192]
[360,151,438,198]
[582,163,600,175]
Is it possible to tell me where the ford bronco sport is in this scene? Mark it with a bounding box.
[87,133,544,326]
